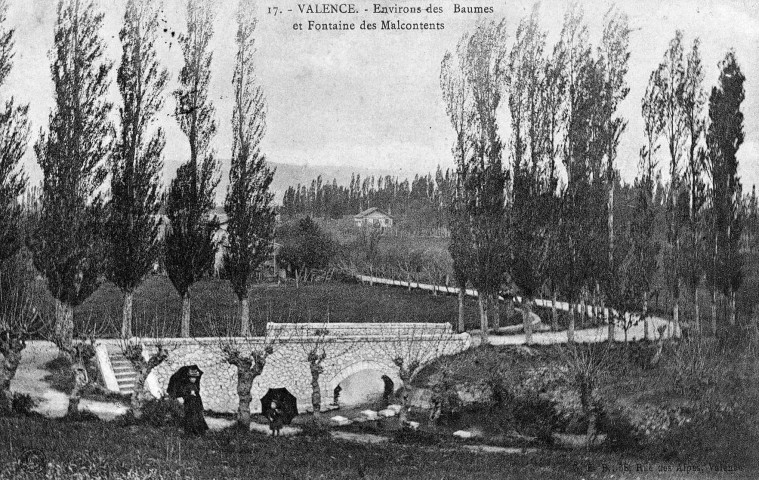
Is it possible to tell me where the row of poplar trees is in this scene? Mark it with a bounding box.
[0,0,275,352]
[442,4,747,341]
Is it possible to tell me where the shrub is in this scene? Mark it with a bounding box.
[596,405,643,451]
[60,409,100,422]
[117,397,182,428]
[393,427,441,446]
[510,394,563,442]
[11,393,37,416]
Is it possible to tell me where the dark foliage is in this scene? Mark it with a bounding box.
[278,216,337,273]
[28,0,112,319]
[106,0,168,333]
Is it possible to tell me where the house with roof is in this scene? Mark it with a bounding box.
[353,207,393,229]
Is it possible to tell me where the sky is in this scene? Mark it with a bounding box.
[5,0,759,194]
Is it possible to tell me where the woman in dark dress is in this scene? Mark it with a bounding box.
[183,371,208,435]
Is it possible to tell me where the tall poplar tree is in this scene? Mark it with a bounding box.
[224,1,276,336]
[680,38,707,333]
[108,0,169,338]
[166,0,219,337]
[653,31,688,335]
[440,48,473,334]
[554,4,604,342]
[508,6,552,344]
[458,20,510,343]
[30,0,112,352]
[0,0,30,266]
[707,51,745,329]
[597,7,630,341]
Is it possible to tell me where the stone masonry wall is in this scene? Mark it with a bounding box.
[128,330,470,414]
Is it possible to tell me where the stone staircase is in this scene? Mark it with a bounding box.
[108,350,139,395]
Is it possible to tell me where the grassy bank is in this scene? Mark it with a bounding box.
[54,277,485,337]
[1,415,752,479]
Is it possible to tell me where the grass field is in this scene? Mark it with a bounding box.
[62,276,493,337]
[1,415,753,479]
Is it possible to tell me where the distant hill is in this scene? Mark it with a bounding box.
[205,160,424,206]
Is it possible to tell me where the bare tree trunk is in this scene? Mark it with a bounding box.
[606,298,614,344]
[580,297,587,328]
[67,362,88,417]
[580,380,596,442]
[478,294,489,344]
[694,285,700,335]
[492,296,500,331]
[181,291,191,338]
[237,369,255,429]
[310,364,322,417]
[122,291,133,338]
[55,300,74,357]
[711,288,718,335]
[457,289,465,333]
[673,278,682,336]
[523,298,533,344]
[551,289,558,331]
[240,297,250,337]
[0,344,23,414]
[643,291,650,341]
[568,302,575,343]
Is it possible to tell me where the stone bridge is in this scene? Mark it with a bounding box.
[96,323,471,414]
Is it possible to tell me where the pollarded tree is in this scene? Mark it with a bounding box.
[0,0,30,266]
[108,0,169,338]
[166,0,219,337]
[0,256,46,415]
[29,0,113,353]
[378,324,456,423]
[224,1,276,336]
[706,51,745,329]
[214,317,282,429]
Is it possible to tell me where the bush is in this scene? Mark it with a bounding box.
[11,393,37,416]
[510,394,563,442]
[60,410,100,422]
[596,405,642,452]
[117,398,182,428]
[393,427,441,446]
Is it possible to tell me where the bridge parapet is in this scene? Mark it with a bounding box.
[97,322,470,414]
[265,322,454,338]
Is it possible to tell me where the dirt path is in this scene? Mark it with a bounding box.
[10,341,128,420]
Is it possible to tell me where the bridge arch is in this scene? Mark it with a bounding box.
[327,360,401,406]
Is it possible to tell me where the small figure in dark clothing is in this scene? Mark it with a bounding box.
[333,384,342,406]
[381,375,395,407]
[182,368,208,435]
[267,401,284,436]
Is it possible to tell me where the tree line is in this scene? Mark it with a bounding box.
[281,169,454,231]
[0,0,276,353]
[441,4,749,343]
